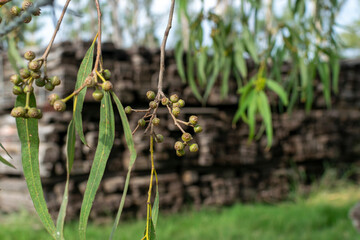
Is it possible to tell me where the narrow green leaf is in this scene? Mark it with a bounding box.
[248,94,258,141]
[317,62,331,108]
[186,48,202,102]
[79,92,115,240]
[257,91,273,149]
[151,183,160,228]
[74,39,96,146]
[234,38,247,77]
[266,79,289,105]
[7,36,24,73]
[203,53,222,104]
[109,92,137,240]
[175,42,187,83]
[0,142,12,159]
[15,94,56,238]
[299,57,308,102]
[0,155,15,169]
[221,57,231,99]
[331,54,340,94]
[233,88,256,124]
[56,120,76,240]
[196,48,207,88]
[243,28,259,64]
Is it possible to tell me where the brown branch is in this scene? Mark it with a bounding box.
[41,0,71,60]
[93,0,102,75]
[166,105,186,134]
[157,0,176,95]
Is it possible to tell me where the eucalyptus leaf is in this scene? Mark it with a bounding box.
[266,79,289,106]
[257,91,273,149]
[79,92,115,240]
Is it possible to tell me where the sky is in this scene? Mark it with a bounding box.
[39,0,359,49]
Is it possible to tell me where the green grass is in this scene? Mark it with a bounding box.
[0,186,359,240]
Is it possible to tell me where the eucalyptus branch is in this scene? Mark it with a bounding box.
[93,0,102,77]
[41,0,72,60]
[157,0,175,95]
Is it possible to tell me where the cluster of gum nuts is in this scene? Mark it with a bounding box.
[125,91,203,157]
[8,0,40,24]
[10,50,61,119]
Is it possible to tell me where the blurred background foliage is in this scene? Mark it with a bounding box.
[1,0,360,148]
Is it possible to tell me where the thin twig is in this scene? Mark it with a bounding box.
[157,0,176,95]
[166,105,186,133]
[93,0,102,76]
[41,0,72,60]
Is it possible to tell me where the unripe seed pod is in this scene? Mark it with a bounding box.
[92,89,104,101]
[194,124,203,133]
[31,70,41,79]
[11,107,26,118]
[12,85,23,95]
[53,100,66,112]
[23,15,32,24]
[189,143,199,152]
[102,81,113,91]
[24,51,35,61]
[32,7,41,16]
[155,134,164,143]
[149,101,157,109]
[176,149,185,157]
[23,85,34,93]
[48,93,60,106]
[10,74,22,85]
[172,102,181,108]
[146,91,156,100]
[50,76,61,86]
[138,118,146,127]
[103,69,111,80]
[22,0,33,10]
[178,99,185,108]
[125,106,132,114]
[172,107,180,117]
[27,107,39,118]
[10,6,21,16]
[181,132,192,142]
[152,117,160,126]
[189,115,198,125]
[45,82,55,91]
[35,78,46,87]
[35,109,43,119]
[20,68,31,78]
[170,94,179,103]
[174,141,185,151]
[85,76,95,87]
[161,97,169,105]
[28,60,40,71]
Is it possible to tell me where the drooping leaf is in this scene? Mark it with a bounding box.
[0,142,12,159]
[243,28,259,64]
[0,155,15,169]
[7,36,24,73]
[203,52,222,104]
[109,92,137,240]
[15,94,56,238]
[79,92,115,240]
[257,91,273,149]
[299,57,308,102]
[330,53,340,94]
[233,88,256,124]
[221,57,231,99]
[234,38,247,78]
[56,120,76,240]
[186,45,202,102]
[151,183,160,228]
[73,36,96,146]
[266,79,289,106]
[196,47,207,87]
[247,94,258,141]
[317,61,331,108]
[175,42,187,83]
